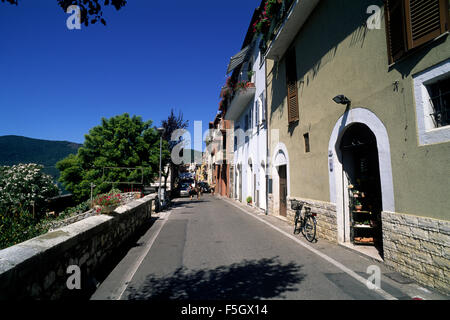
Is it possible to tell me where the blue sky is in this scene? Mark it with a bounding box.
[0,0,260,148]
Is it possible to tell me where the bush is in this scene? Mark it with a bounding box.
[0,209,48,250]
[0,163,59,217]
[246,196,253,204]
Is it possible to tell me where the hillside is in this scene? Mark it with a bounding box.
[0,135,82,182]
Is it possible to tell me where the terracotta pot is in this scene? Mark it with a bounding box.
[354,205,363,211]
[102,205,118,214]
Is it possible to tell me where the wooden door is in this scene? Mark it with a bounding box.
[279,165,287,217]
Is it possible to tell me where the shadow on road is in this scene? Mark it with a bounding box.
[125,257,305,300]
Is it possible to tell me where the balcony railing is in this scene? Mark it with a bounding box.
[224,83,256,121]
[259,0,320,59]
[259,0,296,54]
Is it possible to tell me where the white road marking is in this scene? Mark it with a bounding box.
[223,198,398,300]
[116,210,172,300]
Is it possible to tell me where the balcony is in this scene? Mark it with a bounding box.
[264,0,320,60]
[224,84,256,121]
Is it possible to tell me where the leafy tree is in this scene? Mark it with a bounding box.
[161,109,189,191]
[0,0,127,26]
[57,113,169,201]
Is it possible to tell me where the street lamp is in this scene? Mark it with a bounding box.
[332,95,351,106]
[157,127,165,207]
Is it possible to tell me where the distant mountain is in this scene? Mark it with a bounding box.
[181,149,204,164]
[0,135,82,183]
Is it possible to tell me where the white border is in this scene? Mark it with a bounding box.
[272,142,291,197]
[413,59,450,146]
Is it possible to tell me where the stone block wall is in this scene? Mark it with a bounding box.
[0,194,157,300]
[286,197,338,243]
[267,195,338,243]
[382,211,450,294]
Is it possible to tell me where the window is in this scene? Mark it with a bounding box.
[286,47,299,123]
[427,76,450,127]
[304,133,310,153]
[260,91,266,123]
[255,100,259,127]
[245,114,249,131]
[413,59,450,145]
[385,0,449,64]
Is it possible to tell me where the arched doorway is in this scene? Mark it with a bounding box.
[272,143,290,218]
[340,123,383,257]
[328,108,395,261]
[247,157,253,202]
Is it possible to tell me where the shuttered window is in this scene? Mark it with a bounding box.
[385,0,449,64]
[286,48,299,123]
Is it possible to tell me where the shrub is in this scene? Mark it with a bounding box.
[0,209,48,250]
[246,196,253,204]
[0,163,59,218]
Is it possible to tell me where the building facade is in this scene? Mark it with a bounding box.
[262,0,449,293]
[224,32,268,211]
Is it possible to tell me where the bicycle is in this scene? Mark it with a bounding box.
[293,206,317,242]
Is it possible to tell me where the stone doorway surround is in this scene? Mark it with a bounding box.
[271,142,290,217]
[328,108,395,246]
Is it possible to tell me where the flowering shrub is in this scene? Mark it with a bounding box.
[92,189,122,213]
[0,164,59,217]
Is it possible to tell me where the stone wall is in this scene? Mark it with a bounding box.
[267,195,338,243]
[0,194,157,300]
[287,197,338,243]
[382,211,450,294]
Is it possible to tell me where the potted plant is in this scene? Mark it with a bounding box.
[247,70,255,81]
[246,196,253,205]
[93,191,122,214]
[354,200,362,211]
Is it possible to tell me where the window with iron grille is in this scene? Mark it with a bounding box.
[385,0,449,64]
[413,59,450,145]
[427,77,450,127]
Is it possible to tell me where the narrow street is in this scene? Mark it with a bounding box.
[91,195,446,301]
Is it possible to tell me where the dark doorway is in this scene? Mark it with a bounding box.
[279,165,287,217]
[340,123,383,257]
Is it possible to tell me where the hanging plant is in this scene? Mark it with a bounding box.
[265,0,281,18]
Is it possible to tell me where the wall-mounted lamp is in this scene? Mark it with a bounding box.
[332,95,351,106]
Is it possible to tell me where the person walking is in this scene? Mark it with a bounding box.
[189,183,196,200]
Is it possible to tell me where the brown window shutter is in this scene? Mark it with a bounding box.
[385,0,408,64]
[286,48,299,123]
[404,0,449,49]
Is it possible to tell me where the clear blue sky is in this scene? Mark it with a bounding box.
[0,0,260,147]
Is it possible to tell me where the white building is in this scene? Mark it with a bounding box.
[225,36,268,211]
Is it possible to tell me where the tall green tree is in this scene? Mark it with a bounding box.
[161,109,189,191]
[57,113,169,201]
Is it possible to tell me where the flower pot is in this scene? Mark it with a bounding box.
[101,205,118,214]
[354,205,363,211]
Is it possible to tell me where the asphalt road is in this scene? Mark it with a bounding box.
[91,194,447,300]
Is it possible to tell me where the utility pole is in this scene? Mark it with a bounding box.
[157,127,165,207]
[90,183,96,205]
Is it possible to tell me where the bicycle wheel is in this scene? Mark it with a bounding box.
[303,216,316,242]
[294,212,301,235]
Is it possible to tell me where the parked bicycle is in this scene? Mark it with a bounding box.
[293,203,317,242]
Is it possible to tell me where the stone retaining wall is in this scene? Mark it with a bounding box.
[382,211,450,294]
[0,194,157,300]
[46,192,143,231]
